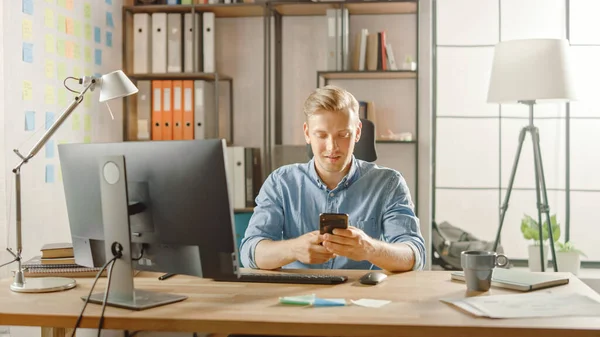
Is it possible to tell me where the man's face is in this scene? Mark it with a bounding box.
[303,109,361,175]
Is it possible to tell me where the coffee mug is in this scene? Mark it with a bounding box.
[460,250,509,291]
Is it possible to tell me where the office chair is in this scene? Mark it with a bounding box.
[306,118,377,162]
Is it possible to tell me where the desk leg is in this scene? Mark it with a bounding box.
[41,327,75,337]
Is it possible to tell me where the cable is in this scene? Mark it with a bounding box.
[97,258,117,337]
[131,245,145,261]
[70,255,119,337]
[63,76,81,94]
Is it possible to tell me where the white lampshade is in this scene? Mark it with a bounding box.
[98,70,138,102]
[487,38,578,104]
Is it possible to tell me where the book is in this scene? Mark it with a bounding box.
[451,268,570,292]
[41,242,74,259]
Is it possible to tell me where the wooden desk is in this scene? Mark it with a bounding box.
[1,269,600,337]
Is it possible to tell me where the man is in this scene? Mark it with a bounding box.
[239,85,426,272]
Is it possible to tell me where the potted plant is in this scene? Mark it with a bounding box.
[555,241,587,276]
[521,214,560,272]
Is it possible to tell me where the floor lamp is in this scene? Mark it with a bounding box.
[487,39,577,272]
[1,70,138,293]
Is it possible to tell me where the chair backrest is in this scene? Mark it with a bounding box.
[306,118,377,162]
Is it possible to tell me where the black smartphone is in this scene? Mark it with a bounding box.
[319,213,349,234]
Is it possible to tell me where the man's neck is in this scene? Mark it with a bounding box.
[315,160,352,190]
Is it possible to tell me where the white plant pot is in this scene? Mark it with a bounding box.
[528,244,549,272]
[556,252,581,276]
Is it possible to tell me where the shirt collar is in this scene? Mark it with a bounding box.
[308,155,360,190]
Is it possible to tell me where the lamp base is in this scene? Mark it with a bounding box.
[10,277,77,293]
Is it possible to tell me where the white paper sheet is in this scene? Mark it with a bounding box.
[442,292,600,318]
[351,299,391,308]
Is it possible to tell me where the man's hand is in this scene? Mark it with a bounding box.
[321,226,375,261]
[292,231,335,265]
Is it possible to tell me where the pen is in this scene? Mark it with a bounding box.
[158,273,176,281]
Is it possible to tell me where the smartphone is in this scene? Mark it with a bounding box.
[319,213,349,234]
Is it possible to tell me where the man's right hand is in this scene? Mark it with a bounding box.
[292,231,335,265]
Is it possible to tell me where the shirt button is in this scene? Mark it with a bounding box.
[330,192,334,197]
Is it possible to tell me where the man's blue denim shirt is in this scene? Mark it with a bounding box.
[239,156,426,270]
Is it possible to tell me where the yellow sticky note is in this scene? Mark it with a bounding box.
[66,0,74,10]
[84,24,92,41]
[58,139,68,145]
[22,20,33,41]
[84,67,92,78]
[84,94,92,108]
[73,66,81,78]
[45,86,56,105]
[57,14,66,33]
[58,90,67,106]
[65,17,74,35]
[73,43,81,60]
[84,4,91,19]
[83,135,91,143]
[58,0,66,7]
[44,9,54,28]
[45,59,55,79]
[72,113,81,131]
[57,39,65,56]
[74,20,82,37]
[84,46,92,63]
[65,41,74,59]
[45,34,55,54]
[23,81,33,101]
[57,62,67,80]
[84,114,91,132]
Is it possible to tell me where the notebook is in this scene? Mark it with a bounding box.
[450,268,570,292]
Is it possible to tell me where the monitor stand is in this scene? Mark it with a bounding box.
[84,155,187,310]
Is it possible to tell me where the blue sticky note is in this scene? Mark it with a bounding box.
[94,49,102,66]
[45,140,55,158]
[106,12,114,28]
[45,164,55,183]
[22,0,34,15]
[167,0,180,4]
[105,0,112,4]
[94,26,101,43]
[106,31,112,47]
[93,72,102,78]
[45,112,55,130]
[313,298,346,307]
[25,111,35,131]
[22,42,33,63]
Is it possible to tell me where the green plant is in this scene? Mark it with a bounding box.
[520,214,561,244]
[556,241,587,257]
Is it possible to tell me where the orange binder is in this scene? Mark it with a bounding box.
[172,80,183,140]
[151,80,163,140]
[182,80,194,140]
[162,80,173,140]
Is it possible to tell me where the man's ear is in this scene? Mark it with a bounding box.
[355,120,362,142]
[303,122,310,144]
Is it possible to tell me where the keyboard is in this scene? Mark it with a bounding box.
[232,273,348,285]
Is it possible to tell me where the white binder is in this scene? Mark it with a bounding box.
[231,146,246,210]
[151,13,167,73]
[136,81,151,140]
[202,12,215,73]
[326,9,337,71]
[184,13,201,72]
[167,13,182,73]
[194,80,216,139]
[133,13,151,74]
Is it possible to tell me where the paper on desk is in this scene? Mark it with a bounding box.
[351,299,391,308]
[442,292,600,318]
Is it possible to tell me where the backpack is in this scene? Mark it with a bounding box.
[431,221,504,270]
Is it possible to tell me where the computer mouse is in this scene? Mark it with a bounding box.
[359,271,388,285]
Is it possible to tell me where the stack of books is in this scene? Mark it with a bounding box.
[19,243,105,278]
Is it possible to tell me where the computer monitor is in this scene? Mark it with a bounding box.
[58,139,240,286]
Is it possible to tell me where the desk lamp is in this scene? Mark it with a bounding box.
[1,70,138,293]
[487,39,577,272]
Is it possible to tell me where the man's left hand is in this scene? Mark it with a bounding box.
[321,226,375,261]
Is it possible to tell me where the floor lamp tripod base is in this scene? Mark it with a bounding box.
[10,274,77,293]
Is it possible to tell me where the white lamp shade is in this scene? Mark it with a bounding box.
[487,38,578,104]
[99,70,138,102]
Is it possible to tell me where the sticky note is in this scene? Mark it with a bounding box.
[73,43,81,60]
[45,140,55,158]
[106,12,114,28]
[313,298,346,307]
[22,0,34,15]
[22,19,33,41]
[65,41,74,59]
[57,39,65,56]
[84,114,91,131]
[84,135,91,143]
[94,48,102,66]
[66,17,74,35]
[57,62,67,80]
[94,27,101,43]
[73,66,81,78]
[84,94,92,108]
[23,81,33,101]
[45,112,55,130]
[106,0,112,5]
[85,24,92,41]
[45,59,55,78]
[72,113,81,131]
[58,89,67,106]
[45,86,55,105]
[44,9,54,28]
[66,0,74,10]
[57,14,66,33]
[74,20,82,37]
[45,34,55,54]
[57,0,66,7]
[279,294,315,305]
[84,47,92,63]
[45,165,55,183]
[22,42,33,63]
[106,31,113,47]
[350,299,391,308]
[84,4,91,19]
[25,111,35,131]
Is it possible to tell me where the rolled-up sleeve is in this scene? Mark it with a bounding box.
[239,171,285,269]
[381,172,426,271]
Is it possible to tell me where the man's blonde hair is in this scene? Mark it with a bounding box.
[303,85,359,122]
